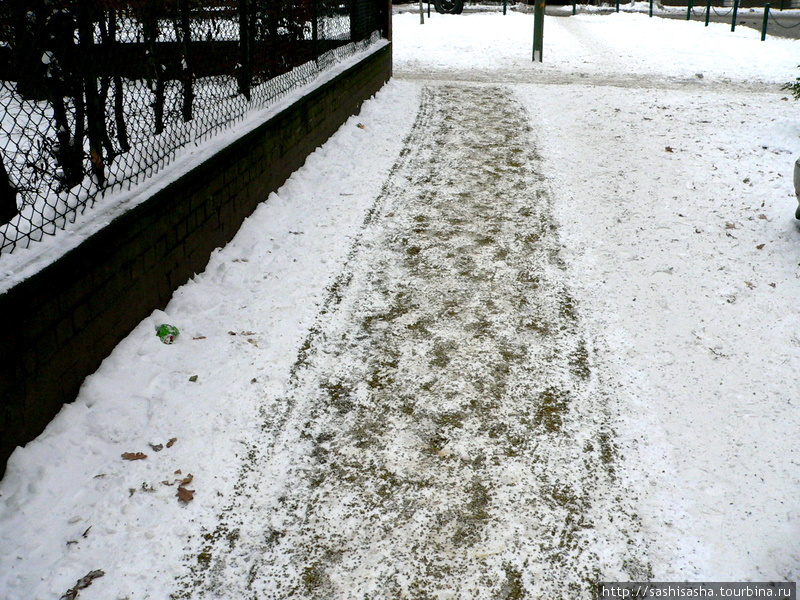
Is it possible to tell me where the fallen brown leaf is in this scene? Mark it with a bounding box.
[756,243,765,250]
[177,486,195,503]
[59,569,105,600]
[665,146,674,153]
[167,438,177,448]
[193,336,207,340]
[180,473,194,486]
[121,452,147,461]
[725,222,737,230]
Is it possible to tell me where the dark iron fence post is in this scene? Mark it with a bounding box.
[139,1,165,134]
[239,0,251,100]
[311,0,319,61]
[385,0,394,40]
[105,8,129,152]
[351,0,365,41]
[180,0,194,122]
[45,5,83,189]
[13,0,47,100]
[687,0,693,20]
[761,3,769,39]
[704,0,711,26]
[77,1,106,185]
[731,0,739,30]
[0,156,18,225]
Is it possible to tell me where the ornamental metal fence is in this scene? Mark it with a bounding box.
[0,0,385,254]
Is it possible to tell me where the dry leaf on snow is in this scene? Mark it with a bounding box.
[59,569,105,600]
[177,486,195,503]
[121,452,147,461]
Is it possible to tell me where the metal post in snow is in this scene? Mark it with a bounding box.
[0,158,17,226]
[761,3,769,39]
[311,0,319,60]
[504,0,507,16]
[532,0,545,62]
[704,0,711,26]
[731,0,739,31]
[419,0,424,24]
[572,0,576,15]
[687,0,693,19]
[649,0,653,17]
[616,0,620,12]
[239,0,251,99]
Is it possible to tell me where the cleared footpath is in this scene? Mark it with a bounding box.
[175,83,651,599]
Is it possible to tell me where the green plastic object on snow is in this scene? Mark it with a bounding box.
[156,324,180,344]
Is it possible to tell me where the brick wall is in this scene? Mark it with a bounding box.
[0,42,392,478]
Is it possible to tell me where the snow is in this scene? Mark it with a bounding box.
[2,6,800,599]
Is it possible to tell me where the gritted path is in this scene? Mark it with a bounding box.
[174,84,651,599]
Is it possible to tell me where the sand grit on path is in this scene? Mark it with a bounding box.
[175,83,651,600]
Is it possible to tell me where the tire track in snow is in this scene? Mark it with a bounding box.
[174,84,651,599]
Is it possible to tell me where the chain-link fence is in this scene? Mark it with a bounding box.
[0,0,385,254]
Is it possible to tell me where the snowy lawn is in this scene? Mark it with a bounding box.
[1,7,799,600]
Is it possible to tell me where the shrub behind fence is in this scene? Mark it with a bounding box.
[0,0,384,254]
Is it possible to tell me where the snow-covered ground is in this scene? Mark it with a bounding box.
[2,7,799,599]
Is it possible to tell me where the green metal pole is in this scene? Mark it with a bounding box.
[704,0,711,26]
[649,0,653,17]
[616,0,619,11]
[687,0,693,19]
[504,0,507,15]
[761,3,769,39]
[731,0,739,30]
[572,0,576,15]
[533,0,545,62]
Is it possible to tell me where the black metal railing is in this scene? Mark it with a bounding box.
[0,0,385,254]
